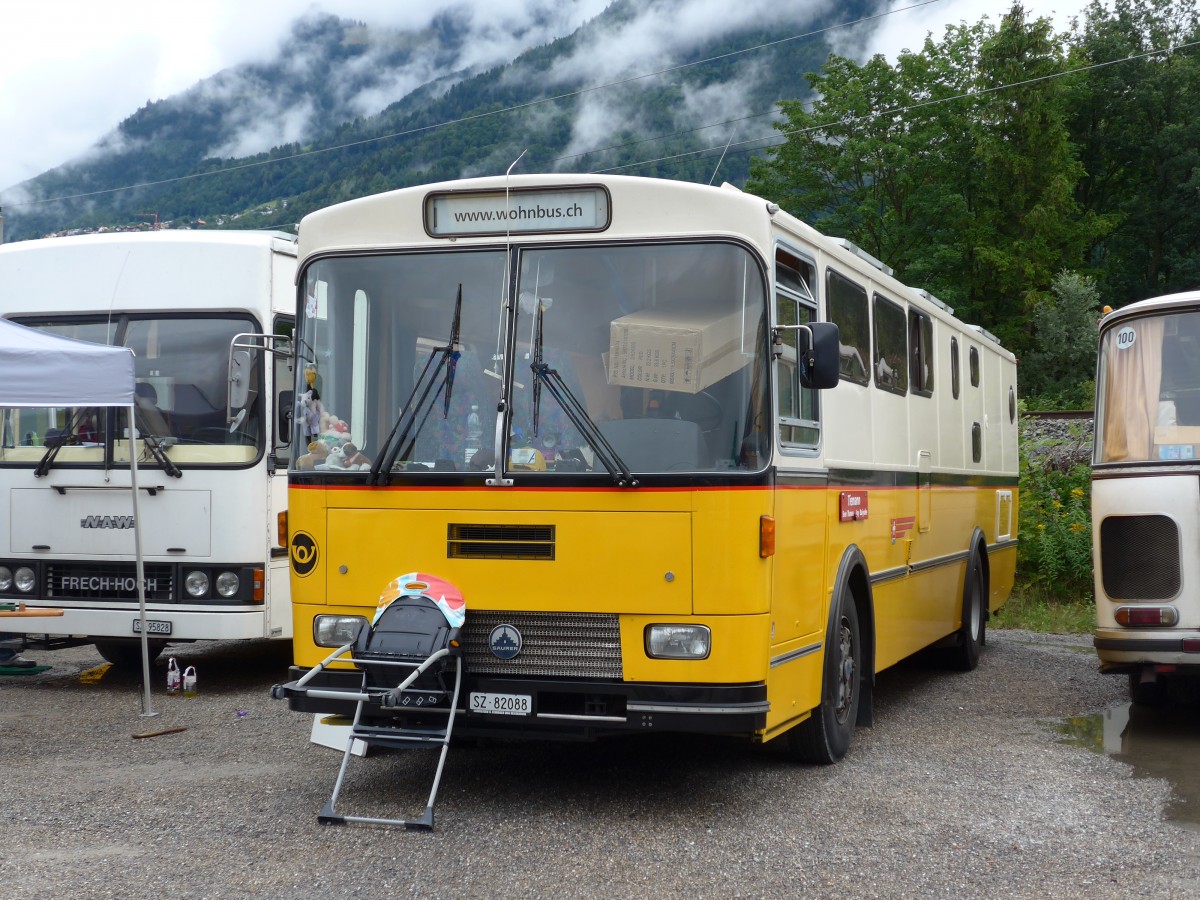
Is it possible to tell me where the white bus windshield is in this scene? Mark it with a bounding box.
[296,241,769,476]
[1096,310,1200,463]
[0,314,263,467]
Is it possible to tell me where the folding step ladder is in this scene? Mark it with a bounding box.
[271,580,465,831]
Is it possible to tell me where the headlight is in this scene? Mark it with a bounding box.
[645,624,711,660]
[0,566,12,592]
[215,571,240,598]
[185,570,210,598]
[314,615,368,647]
[14,567,36,593]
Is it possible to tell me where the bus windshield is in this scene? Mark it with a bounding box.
[1096,310,1200,464]
[0,314,263,468]
[296,240,769,476]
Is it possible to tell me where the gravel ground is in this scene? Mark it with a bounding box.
[1,629,1197,899]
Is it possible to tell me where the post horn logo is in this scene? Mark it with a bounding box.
[290,531,318,576]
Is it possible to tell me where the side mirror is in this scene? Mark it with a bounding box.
[774,321,841,390]
[277,390,294,447]
[799,321,841,389]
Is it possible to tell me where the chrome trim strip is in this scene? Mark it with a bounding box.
[536,712,626,723]
[770,642,822,668]
[625,701,771,715]
[909,550,970,574]
[870,566,908,585]
[989,538,1019,553]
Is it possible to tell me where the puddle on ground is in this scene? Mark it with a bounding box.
[1060,701,1200,827]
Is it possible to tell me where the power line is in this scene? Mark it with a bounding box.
[589,36,1200,175]
[2,0,945,209]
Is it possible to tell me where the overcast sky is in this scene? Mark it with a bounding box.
[0,0,1095,194]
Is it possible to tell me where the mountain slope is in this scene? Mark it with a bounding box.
[2,0,878,241]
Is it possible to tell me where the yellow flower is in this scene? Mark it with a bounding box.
[1069,522,1086,533]
[1052,500,1063,508]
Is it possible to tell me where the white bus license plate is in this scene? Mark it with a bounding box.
[470,692,531,716]
[132,618,172,636]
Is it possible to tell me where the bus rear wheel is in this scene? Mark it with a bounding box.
[946,554,986,672]
[94,638,167,669]
[789,590,861,764]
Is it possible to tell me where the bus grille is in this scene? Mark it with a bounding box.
[1099,514,1180,600]
[448,524,555,560]
[46,562,175,601]
[462,612,622,679]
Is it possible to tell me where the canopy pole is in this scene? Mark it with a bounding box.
[129,404,156,718]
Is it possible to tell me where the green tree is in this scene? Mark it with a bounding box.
[1022,270,1101,408]
[748,4,1107,363]
[1066,0,1200,304]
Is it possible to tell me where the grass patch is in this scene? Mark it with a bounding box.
[992,583,1095,634]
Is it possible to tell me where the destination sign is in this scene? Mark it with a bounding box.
[425,187,610,237]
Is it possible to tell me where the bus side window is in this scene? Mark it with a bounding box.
[951,337,960,399]
[827,269,869,386]
[775,248,819,447]
[909,310,934,397]
[872,293,907,395]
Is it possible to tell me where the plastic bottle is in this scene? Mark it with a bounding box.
[166,657,181,694]
[182,665,197,697]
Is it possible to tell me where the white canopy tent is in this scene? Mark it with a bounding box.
[0,317,156,715]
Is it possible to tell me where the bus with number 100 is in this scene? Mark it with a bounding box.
[274,174,1018,762]
[1093,291,1200,704]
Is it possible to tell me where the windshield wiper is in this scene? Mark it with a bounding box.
[529,305,637,488]
[135,407,182,478]
[33,407,88,477]
[369,285,463,485]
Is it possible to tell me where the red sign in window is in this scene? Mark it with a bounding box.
[839,491,868,522]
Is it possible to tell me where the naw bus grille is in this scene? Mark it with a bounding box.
[46,562,175,601]
[1099,514,1180,600]
[462,612,622,679]
[448,523,555,560]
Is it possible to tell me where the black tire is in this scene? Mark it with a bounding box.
[789,591,862,764]
[946,555,986,672]
[1128,671,1169,707]
[93,638,167,668]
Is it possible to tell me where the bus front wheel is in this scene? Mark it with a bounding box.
[789,590,861,765]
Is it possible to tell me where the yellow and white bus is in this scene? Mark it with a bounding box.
[1093,290,1200,704]
[279,174,1018,762]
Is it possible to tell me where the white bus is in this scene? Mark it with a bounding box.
[0,231,297,667]
[276,174,1019,763]
[1093,290,1200,704]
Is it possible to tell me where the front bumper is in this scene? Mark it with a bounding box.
[275,665,769,740]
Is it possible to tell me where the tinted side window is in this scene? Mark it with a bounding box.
[951,337,960,399]
[909,310,934,397]
[873,294,907,395]
[827,269,869,386]
[969,345,980,387]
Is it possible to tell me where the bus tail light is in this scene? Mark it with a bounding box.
[1183,639,1200,653]
[1114,606,1179,626]
[760,515,776,558]
[277,511,288,548]
[252,567,265,604]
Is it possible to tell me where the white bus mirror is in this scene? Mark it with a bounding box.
[228,348,258,417]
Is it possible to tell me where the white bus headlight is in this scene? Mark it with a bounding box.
[215,571,240,598]
[14,567,36,593]
[0,566,13,591]
[645,624,711,660]
[314,615,368,648]
[185,570,210,598]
